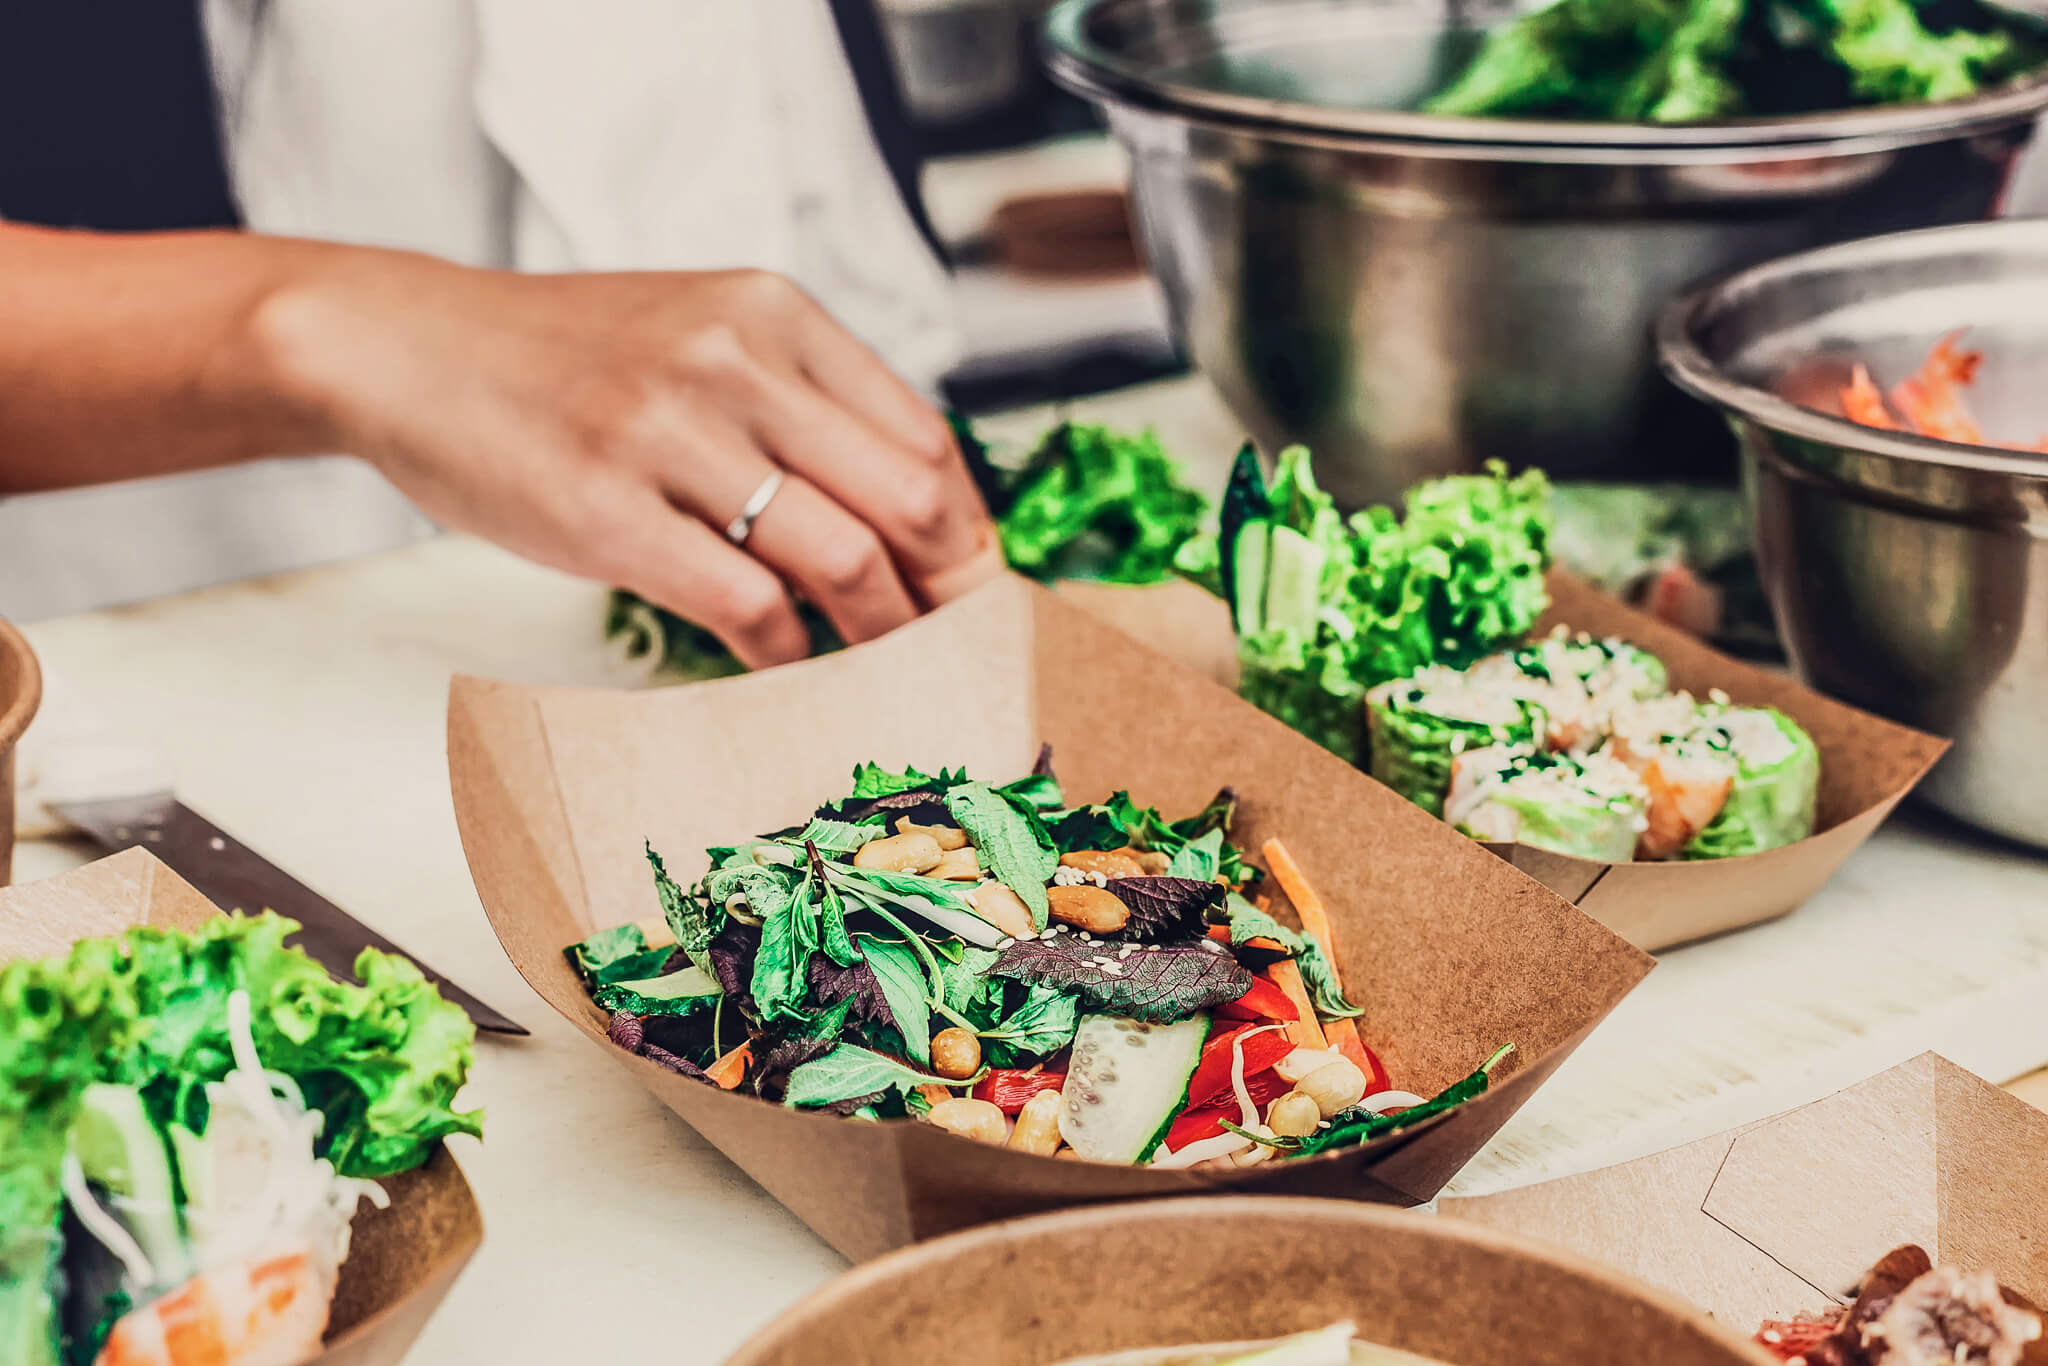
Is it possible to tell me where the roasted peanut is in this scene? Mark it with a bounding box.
[1060,849,1146,881]
[895,817,968,851]
[1047,883,1129,934]
[1054,1146,1086,1161]
[930,1028,983,1081]
[1295,1058,1369,1118]
[926,1097,1008,1146]
[1274,1046,1346,1084]
[1121,847,1172,877]
[968,881,1034,939]
[929,845,981,881]
[1266,1090,1322,1139]
[853,831,944,874]
[1007,1089,1063,1156]
[633,914,677,949]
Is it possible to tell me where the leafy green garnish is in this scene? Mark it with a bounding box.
[566,923,677,989]
[976,985,1082,1066]
[856,936,932,1065]
[995,423,1210,585]
[652,843,723,980]
[849,762,967,802]
[783,1044,967,1110]
[1290,1045,1514,1156]
[946,781,1058,930]
[592,965,723,1018]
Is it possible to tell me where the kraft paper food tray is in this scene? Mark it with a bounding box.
[447,572,1654,1264]
[727,1196,1775,1366]
[1049,570,1947,952]
[0,613,41,887]
[0,849,484,1366]
[1441,1052,2048,1333]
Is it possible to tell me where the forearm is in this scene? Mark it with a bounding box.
[0,224,348,492]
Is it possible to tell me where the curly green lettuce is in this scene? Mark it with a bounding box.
[1219,447,1553,766]
[1423,0,2041,123]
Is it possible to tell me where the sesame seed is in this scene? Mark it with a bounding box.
[1119,945,1136,959]
[998,937,1015,950]
[1103,963,1126,977]
[1079,932,1094,943]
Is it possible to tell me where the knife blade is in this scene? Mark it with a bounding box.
[52,791,528,1036]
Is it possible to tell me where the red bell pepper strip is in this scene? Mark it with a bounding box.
[1358,1039,1391,1096]
[971,1069,1066,1115]
[1184,1023,1296,1112]
[1164,1069,1293,1151]
[1213,973,1300,1023]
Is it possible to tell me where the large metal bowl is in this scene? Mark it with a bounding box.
[1044,0,2048,506]
[1657,218,2048,849]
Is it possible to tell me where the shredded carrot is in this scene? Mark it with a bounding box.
[1889,332,1987,445]
[1265,961,1326,1051]
[1261,838,1372,1074]
[705,1042,752,1090]
[915,1083,953,1108]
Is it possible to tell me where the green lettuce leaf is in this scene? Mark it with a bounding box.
[996,423,1211,586]
[946,782,1057,930]
[783,1045,964,1110]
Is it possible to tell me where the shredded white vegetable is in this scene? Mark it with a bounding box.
[63,1153,157,1287]
[1231,1023,1289,1130]
[1356,1090,1428,1115]
[1148,1130,1253,1169]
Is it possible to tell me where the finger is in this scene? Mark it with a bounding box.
[737,363,991,582]
[919,539,1007,605]
[786,291,958,468]
[597,483,812,670]
[646,411,921,645]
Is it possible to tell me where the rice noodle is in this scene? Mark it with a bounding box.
[62,1153,157,1287]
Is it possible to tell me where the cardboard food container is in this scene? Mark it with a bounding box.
[725,1195,1775,1366]
[0,849,484,1366]
[1441,1052,2048,1333]
[1044,570,1947,952]
[448,572,1653,1264]
[0,613,42,887]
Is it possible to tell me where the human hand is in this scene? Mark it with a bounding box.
[255,253,999,667]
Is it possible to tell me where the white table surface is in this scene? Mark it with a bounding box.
[16,377,2048,1364]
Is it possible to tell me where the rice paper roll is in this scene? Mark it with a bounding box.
[1609,696,1819,859]
[1682,706,1819,859]
[1444,746,1649,862]
[1366,667,1548,818]
[1468,629,1667,751]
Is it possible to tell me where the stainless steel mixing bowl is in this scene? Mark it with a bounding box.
[1658,218,2048,848]
[1044,0,2048,506]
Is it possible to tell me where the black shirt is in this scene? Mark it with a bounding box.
[0,1,238,230]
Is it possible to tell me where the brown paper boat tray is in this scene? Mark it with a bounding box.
[726,1196,1778,1366]
[1442,1052,2048,1333]
[0,850,484,1366]
[1051,570,1946,953]
[449,573,1654,1263]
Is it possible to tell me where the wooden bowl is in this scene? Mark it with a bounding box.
[725,1196,1774,1366]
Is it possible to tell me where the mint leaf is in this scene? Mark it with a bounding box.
[988,935,1250,1024]
[939,946,1000,1018]
[751,880,820,1025]
[978,984,1080,1065]
[565,924,675,988]
[592,964,721,1018]
[784,1044,961,1110]
[780,817,882,855]
[1166,829,1223,882]
[1044,805,1126,854]
[1105,876,1221,943]
[849,763,967,801]
[948,781,1057,929]
[651,844,721,978]
[856,935,932,1065]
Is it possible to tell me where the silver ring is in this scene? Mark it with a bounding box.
[724,470,786,546]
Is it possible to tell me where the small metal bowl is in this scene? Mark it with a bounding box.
[0,616,41,886]
[1045,0,2048,506]
[1657,218,2048,849]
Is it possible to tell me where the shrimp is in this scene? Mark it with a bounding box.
[1888,331,1987,445]
[1631,750,1733,860]
[95,1246,333,1366]
[1840,363,1900,429]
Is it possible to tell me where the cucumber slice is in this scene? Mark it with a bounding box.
[1058,1013,1210,1165]
[1262,525,1327,640]
[72,1083,184,1275]
[1233,522,1271,637]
